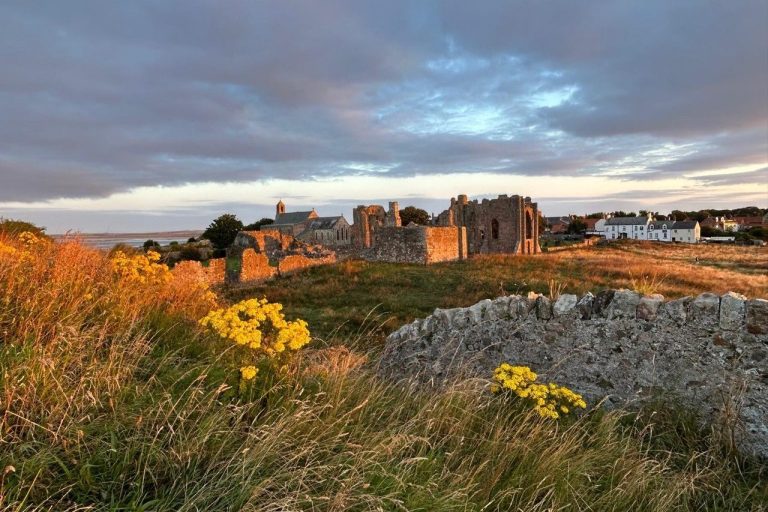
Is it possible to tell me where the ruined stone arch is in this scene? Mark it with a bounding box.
[525,210,534,239]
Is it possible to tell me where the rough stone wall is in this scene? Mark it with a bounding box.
[381,290,768,458]
[234,231,292,256]
[352,204,401,249]
[240,248,277,283]
[425,226,467,264]
[278,254,337,275]
[362,225,465,264]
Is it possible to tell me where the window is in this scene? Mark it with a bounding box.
[491,219,499,239]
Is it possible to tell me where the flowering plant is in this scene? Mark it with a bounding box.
[491,363,586,419]
[200,298,311,382]
[111,250,172,285]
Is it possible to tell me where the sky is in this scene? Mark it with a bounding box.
[0,1,766,233]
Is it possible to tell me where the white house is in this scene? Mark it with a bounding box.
[669,220,700,243]
[604,215,652,240]
[648,220,700,243]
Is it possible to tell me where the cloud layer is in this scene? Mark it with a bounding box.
[0,0,766,224]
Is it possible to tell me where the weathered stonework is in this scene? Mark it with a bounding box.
[361,225,467,265]
[437,194,541,255]
[380,290,768,459]
[228,229,336,284]
[240,248,277,283]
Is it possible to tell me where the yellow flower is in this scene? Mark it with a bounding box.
[491,363,586,419]
[240,366,258,380]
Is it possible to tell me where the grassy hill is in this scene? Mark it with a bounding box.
[1,235,766,510]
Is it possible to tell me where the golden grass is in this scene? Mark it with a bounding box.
[1,236,766,510]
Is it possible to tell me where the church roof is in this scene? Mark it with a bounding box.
[306,216,347,230]
[273,210,316,225]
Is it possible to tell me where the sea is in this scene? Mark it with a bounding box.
[52,231,204,250]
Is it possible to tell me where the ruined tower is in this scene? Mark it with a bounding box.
[276,199,286,217]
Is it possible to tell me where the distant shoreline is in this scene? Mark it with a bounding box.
[52,230,204,249]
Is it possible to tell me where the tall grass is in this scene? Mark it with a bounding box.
[0,235,766,510]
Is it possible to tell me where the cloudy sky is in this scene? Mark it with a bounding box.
[1,1,766,233]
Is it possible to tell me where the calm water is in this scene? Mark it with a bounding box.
[53,231,203,250]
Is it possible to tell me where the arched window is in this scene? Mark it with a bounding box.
[491,219,499,239]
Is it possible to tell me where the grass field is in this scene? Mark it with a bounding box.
[229,241,768,342]
[2,236,766,510]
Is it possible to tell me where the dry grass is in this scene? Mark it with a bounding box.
[235,241,768,342]
[1,236,766,510]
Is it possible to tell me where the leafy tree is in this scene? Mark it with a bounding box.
[187,237,197,243]
[0,218,47,238]
[566,218,587,234]
[585,212,604,219]
[399,206,430,225]
[143,239,161,252]
[244,218,275,231]
[202,214,244,250]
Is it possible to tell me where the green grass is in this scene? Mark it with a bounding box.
[226,243,768,342]
[3,239,767,510]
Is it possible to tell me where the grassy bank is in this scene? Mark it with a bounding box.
[229,241,768,341]
[1,235,766,510]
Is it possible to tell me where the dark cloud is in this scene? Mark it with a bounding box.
[0,0,765,202]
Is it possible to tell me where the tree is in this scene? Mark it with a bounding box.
[244,218,275,231]
[566,218,587,234]
[399,206,430,226]
[143,239,161,252]
[202,214,244,250]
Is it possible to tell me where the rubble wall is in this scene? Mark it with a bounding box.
[381,290,768,458]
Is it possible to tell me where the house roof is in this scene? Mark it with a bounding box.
[273,210,316,226]
[605,216,649,226]
[545,216,570,225]
[672,220,698,229]
[306,216,347,230]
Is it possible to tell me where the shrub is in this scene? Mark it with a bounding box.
[202,213,244,249]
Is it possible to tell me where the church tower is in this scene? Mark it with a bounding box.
[276,199,286,218]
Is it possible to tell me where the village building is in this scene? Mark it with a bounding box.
[545,216,570,234]
[604,215,652,240]
[669,220,700,243]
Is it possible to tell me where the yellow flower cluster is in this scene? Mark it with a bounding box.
[491,363,586,419]
[0,241,18,259]
[18,231,47,248]
[240,365,258,380]
[111,250,172,285]
[199,298,310,358]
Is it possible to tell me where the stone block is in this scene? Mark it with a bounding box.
[592,289,615,317]
[746,299,768,335]
[536,296,552,320]
[636,294,664,321]
[719,292,746,331]
[664,296,692,325]
[508,296,534,320]
[690,293,720,329]
[467,299,492,324]
[605,289,640,319]
[488,296,512,321]
[576,292,594,319]
[553,294,578,318]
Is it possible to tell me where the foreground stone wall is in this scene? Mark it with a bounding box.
[363,225,465,264]
[381,290,768,458]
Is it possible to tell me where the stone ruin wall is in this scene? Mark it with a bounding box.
[362,225,466,265]
[278,254,337,275]
[380,290,768,459]
[240,248,277,283]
